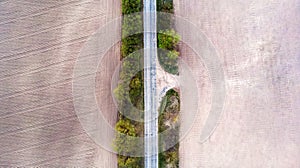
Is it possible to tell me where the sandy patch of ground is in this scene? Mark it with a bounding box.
[156,59,179,109]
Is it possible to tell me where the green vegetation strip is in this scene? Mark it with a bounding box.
[157,0,180,167]
[114,0,144,167]
[157,0,180,75]
[114,0,180,167]
[158,89,180,168]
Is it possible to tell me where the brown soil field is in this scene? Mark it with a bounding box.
[174,0,300,167]
[0,0,120,167]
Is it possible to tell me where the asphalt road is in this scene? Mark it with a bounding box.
[143,0,159,167]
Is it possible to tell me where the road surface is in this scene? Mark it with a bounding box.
[143,0,159,167]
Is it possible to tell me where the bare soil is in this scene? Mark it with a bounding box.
[174,0,300,167]
[0,0,120,167]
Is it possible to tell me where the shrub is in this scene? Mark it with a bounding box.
[118,156,143,168]
[158,29,180,50]
[122,0,142,14]
[157,0,174,13]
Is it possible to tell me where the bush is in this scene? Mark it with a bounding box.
[122,0,142,14]
[116,119,137,136]
[121,34,143,58]
[114,118,143,156]
[157,0,174,13]
[158,50,179,75]
[122,14,143,36]
[129,71,144,110]
[118,156,143,168]
[158,29,180,50]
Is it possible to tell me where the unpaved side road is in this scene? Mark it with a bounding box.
[174,0,300,167]
[0,0,120,167]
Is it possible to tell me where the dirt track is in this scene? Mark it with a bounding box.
[175,0,300,167]
[0,0,120,167]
